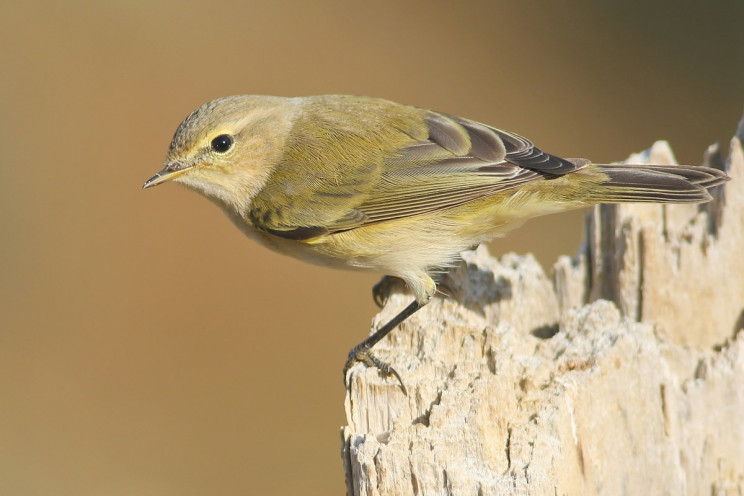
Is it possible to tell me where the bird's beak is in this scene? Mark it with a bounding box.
[142,162,191,189]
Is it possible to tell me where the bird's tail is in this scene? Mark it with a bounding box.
[587,164,729,204]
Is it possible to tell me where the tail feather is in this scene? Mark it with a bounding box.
[590,164,729,204]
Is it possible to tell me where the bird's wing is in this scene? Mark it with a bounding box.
[356,112,586,226]
[250,105,587,240]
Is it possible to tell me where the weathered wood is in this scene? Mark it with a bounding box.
[342,117,744,496]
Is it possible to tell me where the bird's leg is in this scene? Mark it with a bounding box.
[343,299,424,393]
[346,272,435,393]
[373,272,455,309]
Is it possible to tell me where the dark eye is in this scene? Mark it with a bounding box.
[210,134,234,153]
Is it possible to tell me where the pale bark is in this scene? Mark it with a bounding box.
[342,117,744,496]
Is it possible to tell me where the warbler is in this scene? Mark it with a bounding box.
[144,95,729,389]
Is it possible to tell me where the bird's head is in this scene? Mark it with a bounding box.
[144,95,296,212]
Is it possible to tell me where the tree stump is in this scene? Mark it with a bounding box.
[342,116,744,496]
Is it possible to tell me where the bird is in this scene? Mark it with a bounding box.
[144,94,729,390]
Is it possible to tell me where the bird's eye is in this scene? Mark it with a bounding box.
[210,134,234,153]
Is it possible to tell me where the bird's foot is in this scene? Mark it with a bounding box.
[343,344,406,394]
[371,275,405,308]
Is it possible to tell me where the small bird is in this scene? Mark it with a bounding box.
[144,95,729,389]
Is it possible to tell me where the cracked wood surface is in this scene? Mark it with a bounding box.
[342,117,744,496]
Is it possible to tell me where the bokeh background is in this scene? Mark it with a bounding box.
[1,1,743,494]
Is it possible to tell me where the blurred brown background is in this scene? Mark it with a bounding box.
[1,1,742,494]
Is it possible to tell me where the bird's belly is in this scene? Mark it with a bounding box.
[294,216,486,276]
[225,198,566,278]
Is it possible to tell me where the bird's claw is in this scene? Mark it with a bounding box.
[372,275,404,308]
[344,344,407,394]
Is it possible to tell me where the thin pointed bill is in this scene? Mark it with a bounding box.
[142,162,190,189]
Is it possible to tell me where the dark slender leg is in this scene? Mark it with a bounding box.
[343,299,423,393]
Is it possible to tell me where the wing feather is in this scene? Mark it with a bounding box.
[346,111,572,230]
[250,99,583,240]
